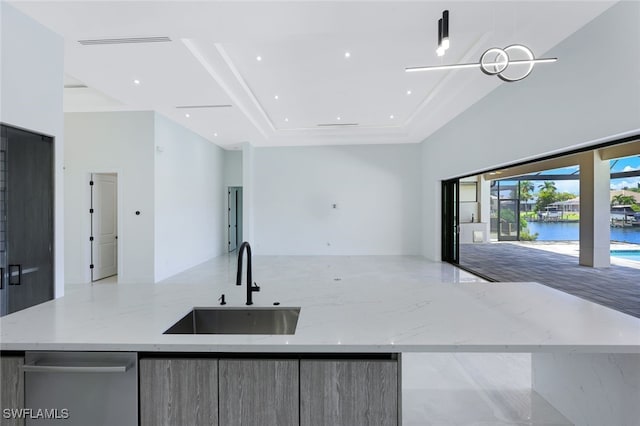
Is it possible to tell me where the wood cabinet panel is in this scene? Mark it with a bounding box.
[140,358,217,426]
[219,359,299,426]
[0,356,24,426]
[300,359,398,426]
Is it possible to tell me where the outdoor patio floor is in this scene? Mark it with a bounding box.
[459,242,640,318]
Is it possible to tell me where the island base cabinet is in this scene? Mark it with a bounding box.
[219,359,299,426]
[1,356,24,426]
[300,359,399,426]
[139,358,218,426]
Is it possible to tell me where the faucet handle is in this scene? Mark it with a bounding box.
[219,294,226,305]
[252,282,261,292]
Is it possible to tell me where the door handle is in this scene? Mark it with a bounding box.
[0,267,3,289]
[8,264,21,285]
[22,362,130,373]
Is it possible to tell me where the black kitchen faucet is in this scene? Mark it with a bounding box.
[236,241,260,305]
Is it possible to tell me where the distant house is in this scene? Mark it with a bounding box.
[548,198,580,214]
[610,190,640,204]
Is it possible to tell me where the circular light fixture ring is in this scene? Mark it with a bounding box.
[480,48,508,75]
[498,44,536,82]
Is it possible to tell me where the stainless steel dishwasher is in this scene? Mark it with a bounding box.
[23,351,137,425]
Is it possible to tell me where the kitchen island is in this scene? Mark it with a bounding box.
[1,255,639,425]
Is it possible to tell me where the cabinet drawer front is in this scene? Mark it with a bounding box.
[140,359,217,426]
[300,359,398,426]
[219,359,299,426]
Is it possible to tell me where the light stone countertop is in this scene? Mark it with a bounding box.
[1,263,639,353]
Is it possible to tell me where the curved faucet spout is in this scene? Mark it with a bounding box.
[236,242,260,305]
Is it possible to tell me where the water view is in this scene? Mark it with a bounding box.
[527,221,640,244]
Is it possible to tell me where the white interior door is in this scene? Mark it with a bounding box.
[92,174,117,281]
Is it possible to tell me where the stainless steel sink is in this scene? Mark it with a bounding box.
[163,307,301,335]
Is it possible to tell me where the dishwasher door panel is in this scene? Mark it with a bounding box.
[24,352,137,426]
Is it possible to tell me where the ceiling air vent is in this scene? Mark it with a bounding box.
[316,123,359,127]
[78,36,172,46]
[175,105,233,109]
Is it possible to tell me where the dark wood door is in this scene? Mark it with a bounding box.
[1,125,53,315]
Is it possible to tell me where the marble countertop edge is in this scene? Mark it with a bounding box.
[2,343,639,354]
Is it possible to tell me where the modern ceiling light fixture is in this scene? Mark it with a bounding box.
[175,104,232,109]
[436,10,450,57]
[78,36,171,46]
[407,44,557,82]
[317,123,359,127]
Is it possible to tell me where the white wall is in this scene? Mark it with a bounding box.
[64,112,155,284]
[421,1,640,260]
[223,150,243,252]
[224,150,243,187]
[242,143,255,244]
[252,144,421,255]
[0,3,65,297]
[154,114,225,281]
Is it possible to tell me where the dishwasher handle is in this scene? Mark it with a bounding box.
[22,362,130,374]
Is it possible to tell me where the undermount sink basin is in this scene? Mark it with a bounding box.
[163,307,301,335]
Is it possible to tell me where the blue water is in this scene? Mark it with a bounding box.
[526,221,640,244]
[610,250,640,262]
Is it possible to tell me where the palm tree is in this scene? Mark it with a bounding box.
[535,181,559,212]
[519,180,534,201]
[538,181,557,192]
[611,194,637,206]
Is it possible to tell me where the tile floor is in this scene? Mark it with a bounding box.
[80,254,573,425]
[459,242,640,318]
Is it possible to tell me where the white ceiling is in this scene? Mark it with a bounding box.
[10,1,616,149]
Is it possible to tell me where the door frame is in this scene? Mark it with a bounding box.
[85,170,122,284]
[441,179,460,264]
[227,186,243,252]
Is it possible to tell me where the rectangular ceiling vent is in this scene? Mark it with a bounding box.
[175,105,233,109]
[78,36,172,46]
[316,123,359,127]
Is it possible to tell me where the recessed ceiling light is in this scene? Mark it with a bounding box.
[344,51,351,58]
[406,90,412,95]
[133,79,141,85]
[336,116,341,121]
[214,132,218,137]
[284,118,289,122]
[274,95,279,100]
[185,113,190,118]
[256,55,262,61]
[389,115,395,119]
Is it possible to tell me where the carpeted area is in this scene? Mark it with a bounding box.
[459,243,640,318]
